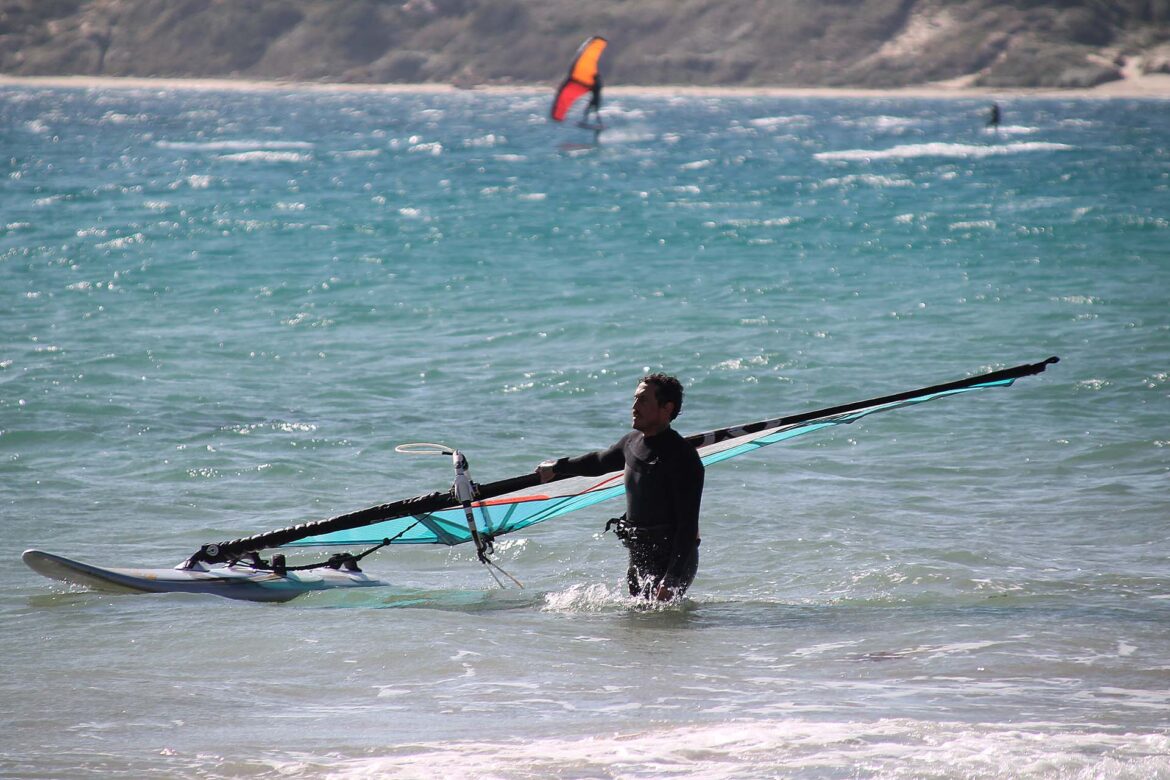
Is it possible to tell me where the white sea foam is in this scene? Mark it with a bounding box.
[217,150,310,163]
[820,173,915,188]
[228,421,317,435]
[815,141,1073,161]
[96,233,145,250]
[409,141,443,155]
[949,220,997,230]
[714,355,770,371]
[995,124,1041,135]
[183,174,213,189]
[100,112,149,125]
[749,114,813,129]
[542,582,631,612]
[838,114,921,131]
[157,139,313,151]
[330,149,381,159]
[316,718,1170,779]
[464,133,506,148]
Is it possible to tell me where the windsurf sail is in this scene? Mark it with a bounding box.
[551,36,607,122]
[186,357,1058,568]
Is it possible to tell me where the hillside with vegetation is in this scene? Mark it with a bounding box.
[3,0,1170,89]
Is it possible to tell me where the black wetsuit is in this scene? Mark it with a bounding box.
[584,76,602,122]
[552,427,704,598]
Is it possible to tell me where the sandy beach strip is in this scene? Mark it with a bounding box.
[2,73,1169,99]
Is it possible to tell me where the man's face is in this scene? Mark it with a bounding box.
[631,381,673,434]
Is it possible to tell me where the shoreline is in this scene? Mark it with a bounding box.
[2,73,1169,99]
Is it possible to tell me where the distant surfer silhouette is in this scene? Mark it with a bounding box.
[583,74,602,125]
[987,102,1001,131]
[582,75,603,142]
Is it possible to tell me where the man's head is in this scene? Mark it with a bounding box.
[631,373,684,434]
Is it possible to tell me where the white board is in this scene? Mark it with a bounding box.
[23,549,387,603]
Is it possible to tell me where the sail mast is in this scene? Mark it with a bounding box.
[694,356,1060,447]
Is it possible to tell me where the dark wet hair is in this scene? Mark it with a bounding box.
[639,373,684,420]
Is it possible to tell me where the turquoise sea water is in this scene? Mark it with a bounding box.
[1,85,1168,778]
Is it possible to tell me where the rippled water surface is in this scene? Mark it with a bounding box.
[2,85,1168,778]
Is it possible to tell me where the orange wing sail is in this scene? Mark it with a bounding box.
[551,36,607,122]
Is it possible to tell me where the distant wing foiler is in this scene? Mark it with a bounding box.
[551,36,607,122]
[259,358,1058,552]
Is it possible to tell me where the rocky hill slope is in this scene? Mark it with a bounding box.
[3,0,1169,89]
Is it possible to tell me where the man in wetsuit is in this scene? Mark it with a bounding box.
[537,374,704,601]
